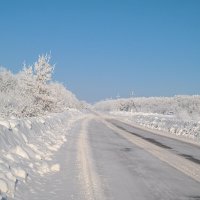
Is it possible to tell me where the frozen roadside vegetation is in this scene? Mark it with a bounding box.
[94,96,200,142]
[0,55,86,199]
[0,54,84,118]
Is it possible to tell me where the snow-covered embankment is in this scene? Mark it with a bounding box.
[0,109,84,199]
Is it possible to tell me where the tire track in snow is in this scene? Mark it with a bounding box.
[77,116,105,200]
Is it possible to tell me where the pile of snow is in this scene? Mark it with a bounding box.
[110,111,200,142]
[0,109,84,199]
[95,95,200,121]
[0,54,84,118]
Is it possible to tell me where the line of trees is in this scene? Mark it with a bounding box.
[0,54,82,118]
[94,96,200,121]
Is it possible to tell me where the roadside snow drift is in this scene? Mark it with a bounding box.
[0,109,84,199]
[110,111,200,142]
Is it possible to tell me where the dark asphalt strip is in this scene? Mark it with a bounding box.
[109,120,200,166]
[179,154,200,165]
[111,122,172,149]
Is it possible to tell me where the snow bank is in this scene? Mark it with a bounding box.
[0,109,84,199]
[110,111,200,142]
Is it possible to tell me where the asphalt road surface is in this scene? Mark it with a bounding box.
[16,114,200,200]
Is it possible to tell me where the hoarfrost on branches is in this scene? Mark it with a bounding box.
[0,54,82,118]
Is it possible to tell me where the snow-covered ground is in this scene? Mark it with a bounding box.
[0,109,85,199]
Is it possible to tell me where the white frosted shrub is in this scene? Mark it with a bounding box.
[0,55,82,118]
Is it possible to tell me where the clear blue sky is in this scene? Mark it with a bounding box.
[0,0,200,102]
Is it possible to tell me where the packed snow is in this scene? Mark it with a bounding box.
[94,96,200,142]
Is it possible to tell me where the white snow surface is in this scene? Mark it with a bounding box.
[0,109,85,199]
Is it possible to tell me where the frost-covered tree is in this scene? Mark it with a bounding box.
[0,68,19,117]
[0,68,17,92]
[16,65,36,117]
[34,54,54,84]
[18,54,55,116]
[0,54,82,118]
[49,82,80,111]
[32,54,55,113]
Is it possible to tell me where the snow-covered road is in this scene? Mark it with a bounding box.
[15,114,200,200]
